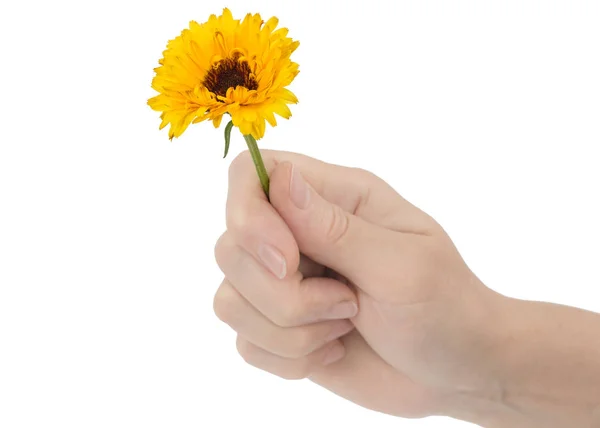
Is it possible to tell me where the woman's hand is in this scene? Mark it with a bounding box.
[213,150,498,417]
[213,150,600,427]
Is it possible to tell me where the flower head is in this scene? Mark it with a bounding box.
[148,8,300,140]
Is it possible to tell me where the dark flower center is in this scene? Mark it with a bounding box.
[203,54,258,100]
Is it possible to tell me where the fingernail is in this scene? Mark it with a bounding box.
[325,321,354,342]
[324,301,358,320]
[290,165,310,209]
[322,343,346,366]
[257,244,287,279]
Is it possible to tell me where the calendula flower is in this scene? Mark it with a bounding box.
[148,8,299,196]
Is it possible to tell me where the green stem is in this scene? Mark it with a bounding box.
[243,134,270,199]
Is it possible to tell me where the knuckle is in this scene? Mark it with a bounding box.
[225,207,250,234]
[273,357,310,380]
[349,167,383,194]
[228,150,252,176]
[324,205,350,246]
[236,336,256,364]
[226,205,264,238]
[271,303,303,328]
[236,337,309,380]
[287,329,317,358]
[278,367,309,381]
[213,232,228,268]
[351,167,378,182]
[214,232,240,274]
[212,282,238,324]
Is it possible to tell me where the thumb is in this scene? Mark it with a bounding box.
[270,162,411,293]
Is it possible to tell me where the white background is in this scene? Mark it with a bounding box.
[1,1,599,427]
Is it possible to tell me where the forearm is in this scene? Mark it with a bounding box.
[448,294,600,427]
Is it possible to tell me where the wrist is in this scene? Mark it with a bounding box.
[438,292,600,427]
[482,297,600,427]
[436,389,525,428]
[433,290,531,427]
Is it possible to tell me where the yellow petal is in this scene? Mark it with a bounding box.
[272,101,292,119]
[264,110,277,127]
[148,8,299,141]
[212,114,223,128]
[241,107,258,122]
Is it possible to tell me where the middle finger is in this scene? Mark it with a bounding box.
[214,232,358,327]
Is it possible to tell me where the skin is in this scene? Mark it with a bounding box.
[213,150,600,427]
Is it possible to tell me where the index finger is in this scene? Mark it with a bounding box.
[225,150,300,278]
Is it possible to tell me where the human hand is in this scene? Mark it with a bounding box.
[213,150,501,419]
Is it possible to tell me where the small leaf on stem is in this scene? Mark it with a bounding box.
[223,120,234,158]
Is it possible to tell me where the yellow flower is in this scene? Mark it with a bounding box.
[148,8,300,141]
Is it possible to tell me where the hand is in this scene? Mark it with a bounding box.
[213,150,501,419]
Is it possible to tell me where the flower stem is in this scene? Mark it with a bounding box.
[243,134,270,199]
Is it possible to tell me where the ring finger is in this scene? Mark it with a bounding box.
[214,279,355,359]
